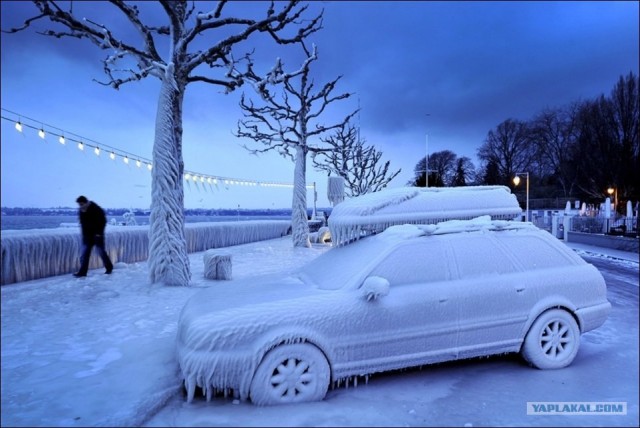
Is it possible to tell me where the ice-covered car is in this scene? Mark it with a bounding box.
[177,216,610,406]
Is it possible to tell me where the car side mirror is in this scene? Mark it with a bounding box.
[362,276,390,301]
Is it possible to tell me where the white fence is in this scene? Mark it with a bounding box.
[570,215,638,236]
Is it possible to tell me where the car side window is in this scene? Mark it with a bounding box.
[369,240,449,286]
[449,235,512,278]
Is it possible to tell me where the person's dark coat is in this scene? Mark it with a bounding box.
[79,202,107,245]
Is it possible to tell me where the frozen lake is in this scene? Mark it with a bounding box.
[0,214,291,230]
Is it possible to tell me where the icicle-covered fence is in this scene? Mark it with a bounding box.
[1,220,290,285]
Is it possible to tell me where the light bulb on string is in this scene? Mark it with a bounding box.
[3,110,304,190]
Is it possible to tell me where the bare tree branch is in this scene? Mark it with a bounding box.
[3,1,323,93]
[235,43,356,247]
[314,123,401,196]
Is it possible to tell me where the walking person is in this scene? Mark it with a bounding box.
[73,196,113,277]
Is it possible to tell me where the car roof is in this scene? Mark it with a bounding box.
[302,216,580,291]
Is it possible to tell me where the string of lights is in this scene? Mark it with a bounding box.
[1,108,312,190]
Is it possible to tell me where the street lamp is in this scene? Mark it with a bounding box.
[607,187,617,214]
[513,172,529,222]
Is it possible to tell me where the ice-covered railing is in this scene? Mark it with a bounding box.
[328,186,523,246]
[1,220,290,285]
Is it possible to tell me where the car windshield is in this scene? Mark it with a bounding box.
[297,237,390,290]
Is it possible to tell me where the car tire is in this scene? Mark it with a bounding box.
[522,309,580,369]
[250,343,330,406]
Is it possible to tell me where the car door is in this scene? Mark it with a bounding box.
[446,233,531,359]
[331,237,461,374]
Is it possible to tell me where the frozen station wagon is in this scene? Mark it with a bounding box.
[177,216,611,406]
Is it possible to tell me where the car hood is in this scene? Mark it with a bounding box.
[188,272,317,307]
[180,273,322,327]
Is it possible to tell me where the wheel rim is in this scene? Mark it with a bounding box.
[268,357,317,402]
[539,319,575,360]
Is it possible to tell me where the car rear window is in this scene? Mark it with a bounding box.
[448,234,513,278]
[496,234,583,270]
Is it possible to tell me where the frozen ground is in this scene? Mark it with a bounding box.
[0,237,638,427]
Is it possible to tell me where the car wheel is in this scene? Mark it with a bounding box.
[250,343,330,406]
[522,309,580,369]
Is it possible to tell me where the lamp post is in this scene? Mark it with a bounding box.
[425,133,429,187]
[312,181,317,219]
[607,187,617,215]
[425,113,430,188]
[513,172,529,222]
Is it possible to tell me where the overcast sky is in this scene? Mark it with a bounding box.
[1,1,638,209]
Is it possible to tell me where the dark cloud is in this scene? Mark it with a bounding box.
[0,1,637,208]
[314,1,638,150]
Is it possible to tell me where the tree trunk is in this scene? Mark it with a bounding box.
[291,146,310,247]
[148,79,191,286]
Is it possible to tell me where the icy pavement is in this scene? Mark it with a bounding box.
[1,236,637,427]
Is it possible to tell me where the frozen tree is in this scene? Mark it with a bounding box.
[313,123,401,197]
[4,1,321,286]
[236,43,356,247]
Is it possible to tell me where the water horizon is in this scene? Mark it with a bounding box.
[0,213,293,231]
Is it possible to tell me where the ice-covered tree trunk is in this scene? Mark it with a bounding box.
[148,77,191,286]
[292,146,311,247]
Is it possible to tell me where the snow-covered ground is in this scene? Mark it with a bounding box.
[1,236,638,427]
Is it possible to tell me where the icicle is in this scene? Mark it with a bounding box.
[186,376,196,403]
